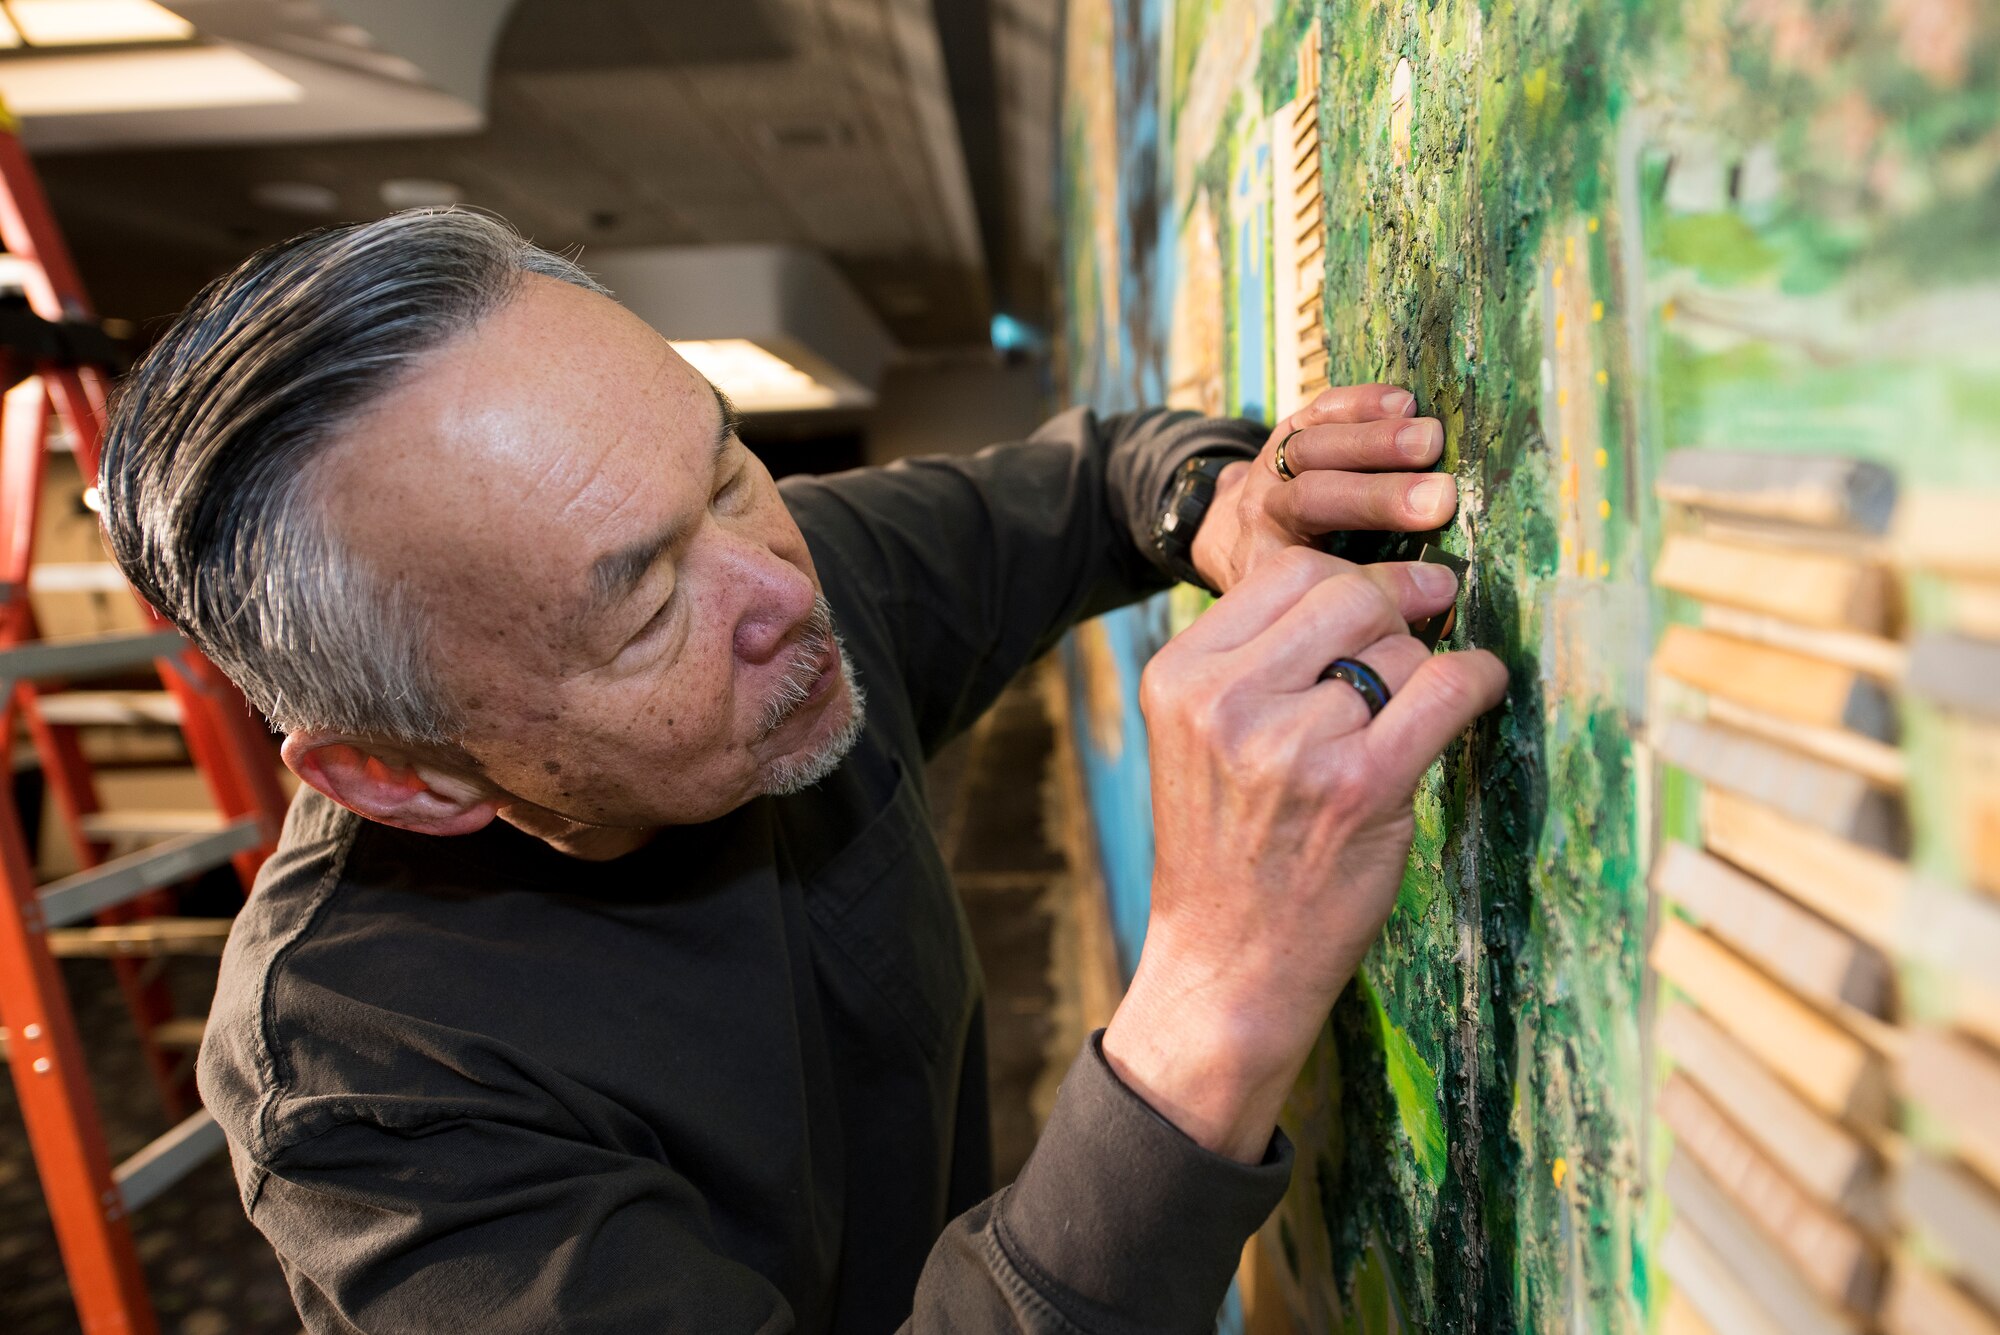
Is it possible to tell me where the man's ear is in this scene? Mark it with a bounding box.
[281,733,500,837]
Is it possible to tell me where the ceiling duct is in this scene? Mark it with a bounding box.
[587,245,895,415]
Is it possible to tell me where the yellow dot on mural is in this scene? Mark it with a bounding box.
[1552,266,1564,288]
[1556,311,1567,332]
[1567,238,1578,267]
[1595,447,1609,469]
[1596,369,1609,386]
[1591,300,1605,322]
[1552,1158,1568,1189]
[1557,388,1569,408]
[1560,435,1571,460]
[1661,300,1677,321]
[1599,557,1611,578]
[1582,547,1597,574]
[1587,216,1600,233]
[1598,498,1612,519]
[1561,536,1573,557]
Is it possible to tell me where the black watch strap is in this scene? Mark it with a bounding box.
[1150,454,1238,594]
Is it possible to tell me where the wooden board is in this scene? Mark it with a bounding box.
[1698,605,1905,681]
[1660,1222,1788,1335]
[1658,1003,1879,1211]
[1655,624,1895,739]
[1653,841,1890,1015]
[1652,918,1890,1127]
[1658,1073,1881,1310]
[1657,450,1896,534]
[1897,490,2000,580]
[1945,717,2000,898]
[1902,1028,2000,1190]
[1901,1152,2000,1313]
[1702,791,1907,951]
[1656,533,1892,633]
[1904,881,2000,1049]
[1664,1151,1866,1335]
[1883,1253,2000,1335]
[1659,718,1905,854]
[1945,579,2000,642]
[1700,694,1905,790]
[1664,1291,1723,1335]
[1909,634,2000,720]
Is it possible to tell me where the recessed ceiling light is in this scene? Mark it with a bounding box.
[379,178,462,209]
[252,181,339,216]
[669,339,841,413]
[0,11,20,47]
[7,0,194,47]
[0,45,300,115]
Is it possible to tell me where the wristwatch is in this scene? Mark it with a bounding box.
[1150,454,1238,594]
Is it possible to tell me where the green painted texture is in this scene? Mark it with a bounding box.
[1060,0,2000,1330]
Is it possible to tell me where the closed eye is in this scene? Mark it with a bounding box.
[713,462,750,511]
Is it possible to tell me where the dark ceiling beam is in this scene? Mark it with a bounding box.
[928,0,1010,322]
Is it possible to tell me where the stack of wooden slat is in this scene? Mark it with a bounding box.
[1883,496,2000,1335]
[1269,25,1326,423]
[1649,448,1907,1334]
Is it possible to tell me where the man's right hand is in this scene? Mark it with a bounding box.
[1102,545,1508,1162]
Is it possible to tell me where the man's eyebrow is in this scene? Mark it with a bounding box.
[712,382,743,456]
[581,383,743,621]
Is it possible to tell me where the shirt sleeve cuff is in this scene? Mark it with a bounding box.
[991,1029,1294,1332]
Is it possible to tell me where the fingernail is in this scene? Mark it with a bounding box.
[1382,389,1416,417]
[1410,561,1457,598]
[1410,475,1454,517]
[1397,420,1439,460]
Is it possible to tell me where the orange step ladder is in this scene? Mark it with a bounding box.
[0,108,290,1334]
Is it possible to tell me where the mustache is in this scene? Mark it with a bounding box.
[758,596,837,736]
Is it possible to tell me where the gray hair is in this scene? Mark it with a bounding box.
[99,209,605,745]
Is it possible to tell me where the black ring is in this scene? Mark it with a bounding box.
[1273,428,1302,481]
[1319,657,1391,718]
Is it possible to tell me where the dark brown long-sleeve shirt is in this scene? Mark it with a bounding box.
[198,406,1289,1333]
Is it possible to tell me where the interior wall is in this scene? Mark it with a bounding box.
[864,354,1051,465]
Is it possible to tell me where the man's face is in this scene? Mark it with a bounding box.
[322,275,860,830]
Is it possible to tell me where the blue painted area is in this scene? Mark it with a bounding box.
[1060,601,1171,979]
[1232,140,1271,419]
[1112,0,1171,409]
[1215,1286,1246,1335]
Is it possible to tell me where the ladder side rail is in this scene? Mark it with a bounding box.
[1,375,46,589]
[0,752,158,1335]
[0,124,91,319]
[156,652,285,873]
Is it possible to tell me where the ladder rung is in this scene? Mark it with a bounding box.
[148,1016,206,1050]
[36,690,183,726]
[47,917,232,958]
[28,562,129,593]
[113,1108,225,1212]
[38,819,261,929]
[0,629,184,684]
[77,809,222,839]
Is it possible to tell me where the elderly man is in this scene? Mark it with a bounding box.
[100,210,1504,1333]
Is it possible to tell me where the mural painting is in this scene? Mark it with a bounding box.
[1059,1,2000,1330]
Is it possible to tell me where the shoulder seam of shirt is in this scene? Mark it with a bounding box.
[247,811,363,1163]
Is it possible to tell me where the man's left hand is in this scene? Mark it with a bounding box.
[1191,383,1454,594]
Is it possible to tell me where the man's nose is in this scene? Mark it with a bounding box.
[730,546,818,665]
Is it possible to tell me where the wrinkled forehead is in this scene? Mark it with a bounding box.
[317,277,722,651]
